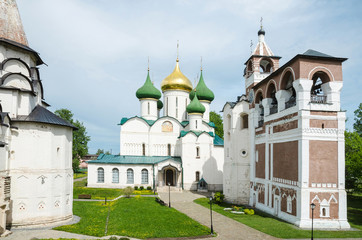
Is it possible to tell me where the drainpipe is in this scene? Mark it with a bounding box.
[152,164,155,190]
[181,160,184,190]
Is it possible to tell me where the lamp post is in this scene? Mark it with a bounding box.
[310,203,316,240]
[168,182,171,208]
[209,196,214,235]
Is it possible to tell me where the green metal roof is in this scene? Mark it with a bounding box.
[88,154,182,165]
[214,134,224,146]
[179,130,214,138]
[136,70,162,100]
[189,71,214,102]
[119,116,189,127]
[186,92,205,114]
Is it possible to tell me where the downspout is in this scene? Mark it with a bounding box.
[181,160,184,190]
[153,164,155,190]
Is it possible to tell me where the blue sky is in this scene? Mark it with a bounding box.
[17,0,362,154]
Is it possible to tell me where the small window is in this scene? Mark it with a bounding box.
[148,102,150,115]
[142,143,146,156]
[97,167,104,183]
[141,169,148,184]
[196,171,200,181]
[322,208,326,216]
[167,144,171,156]
[196,120,198,129]
[196,147,200,158]
[127,168,134,184]
[112,168,119,183]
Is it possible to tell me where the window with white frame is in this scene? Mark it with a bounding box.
[287,196,292,213]
[141,169,148,184]
[196,146,200,158]
[112,168,119,183]
[127,168,134,184]
[97,167,104,183]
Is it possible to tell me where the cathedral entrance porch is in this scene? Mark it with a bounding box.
[157,165,182,192]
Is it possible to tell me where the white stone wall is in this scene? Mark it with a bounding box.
[163,90,189,122]
[8,122,73,227]
[88,163,154,189]
[223,101,250,204]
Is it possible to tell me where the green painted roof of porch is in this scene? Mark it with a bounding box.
[88,154,182,165]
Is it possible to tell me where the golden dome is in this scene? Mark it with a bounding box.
[161,59,193,92]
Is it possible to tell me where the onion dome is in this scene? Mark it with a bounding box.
[157,100,163,109]
[258,27,265,36]
[189,70,214,102]
[161,59,193,92]
[186,91,205,114]
[136,70,161,100]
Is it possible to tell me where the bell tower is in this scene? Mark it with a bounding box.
[244,19,281,98]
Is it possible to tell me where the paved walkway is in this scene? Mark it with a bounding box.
[158,191,279,240]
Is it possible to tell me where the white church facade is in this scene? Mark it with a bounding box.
[223,26,350,229]
[88,57,224,191]
[0,0,75,233]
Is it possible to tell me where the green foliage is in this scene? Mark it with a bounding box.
[213,192,224,203]
[139,186,144,190]
[55,198,210,238]
[210,111,223,139]
[55,108,90,173]
[244,209,255,215]
[147,186,152,190]
[354,103,362,136]
[345,131,362,192]
[134,186,138,190]
[194,197,362,238]
[124,187,133,198]
[96,149,111,155]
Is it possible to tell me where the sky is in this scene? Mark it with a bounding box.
[16,0,362,154]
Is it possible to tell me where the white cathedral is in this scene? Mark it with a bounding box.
[88,57,224,191]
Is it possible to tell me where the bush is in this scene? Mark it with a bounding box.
[134,186,138,190]
[244,208,254,215]
[214,192,225,203]
[140,186,144,190]
[124,187,133,198]
[147,186,152,190]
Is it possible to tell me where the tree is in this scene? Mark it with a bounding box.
[354,103,362,136]
[96,149,111,155]
[210,111,223,139]
[345,131,362,192]
[55,108,90,173]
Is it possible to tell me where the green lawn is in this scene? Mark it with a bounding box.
[55,197,210,239]
[194,195,362,239]
[73,172,87,179]
[73,179,157,200]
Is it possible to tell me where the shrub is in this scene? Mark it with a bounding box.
[124,187,133,198]
[147,186,152,190]
[243,208,255,215]
[134,186,138,190]
[214,192,225,203]
[140,186,144,190]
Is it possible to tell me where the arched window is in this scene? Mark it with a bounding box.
[97,167,104,183]
[322,208,326,217]
[185,99,188,119]
[259,59,273,73]
[266,83,278,115]
[282,72,296,109]
[127,168,134,184]
[176,97,178,118]
[311,71,330,103]
[167,144,171,156]
[147,102,150,115]
[195,171,200,181]
[196,119,198,129]
[142,143,146,156]
[141,169,148,184]
[112,168,119,183]
[196,147,200,158]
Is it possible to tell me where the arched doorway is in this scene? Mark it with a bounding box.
[166,169,174,186]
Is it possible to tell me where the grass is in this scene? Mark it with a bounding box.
[194,195,362,239]
[73,179,157,200]
[73,172,87,179]
[55,197,210,239]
